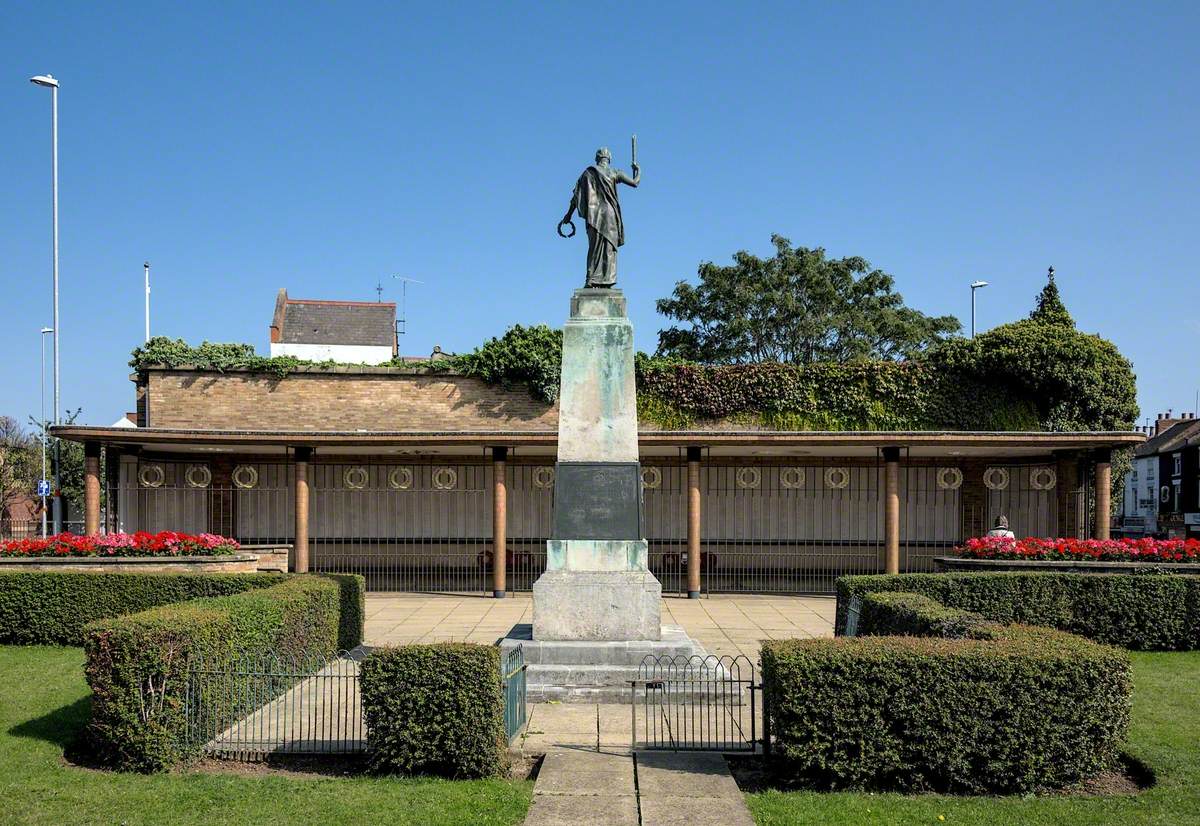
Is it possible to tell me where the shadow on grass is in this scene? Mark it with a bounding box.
[8,695,90,751]
[726,752,1155,797]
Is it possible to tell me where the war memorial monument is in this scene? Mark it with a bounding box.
[501,140,707,701]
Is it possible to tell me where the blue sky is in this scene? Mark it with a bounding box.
[2,1,1197,428]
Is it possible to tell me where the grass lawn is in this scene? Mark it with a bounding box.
[0,645,532,826]
[748,651,1200,825]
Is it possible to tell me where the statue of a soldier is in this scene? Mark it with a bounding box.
[558,143,640,288]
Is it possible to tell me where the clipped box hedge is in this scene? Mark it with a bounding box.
[84,576,345,772]
[763,616,1132,793]
[857,590,1000,639]
[836,571,1200,650]
[360,643,507,779]
[0,571,364,649]
[0,571,279,645]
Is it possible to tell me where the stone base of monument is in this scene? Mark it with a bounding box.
[499,623,710,703]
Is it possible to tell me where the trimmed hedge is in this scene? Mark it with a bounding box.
[360,643,507,779]
[762,623,1132,793]
[0,571,280,645]
[836,571,1200,650]
[326,573,366,651]
[84,576,343,772]
[857,591,999,640]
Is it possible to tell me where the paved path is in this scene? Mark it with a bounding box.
[523,750,754,826]
[366,593,834,660]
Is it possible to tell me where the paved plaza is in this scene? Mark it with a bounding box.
[364,593,836,661]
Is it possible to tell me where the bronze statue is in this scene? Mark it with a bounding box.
[558,138,640,288]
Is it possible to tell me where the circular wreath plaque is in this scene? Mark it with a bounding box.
[432,467,458,490]
[231,465,259,490]
[184,464,211,489]
[780,467,806,489]
[736,467,761,489]
[138,464,166,489]
[533,466,555,489]
[344,466,369,490]
[1030,467,1057,491]
[983,467,1010,491]
[641,467,662,489]
[936,467,963,491]
[824,467,851,490]
[388,467,413,490]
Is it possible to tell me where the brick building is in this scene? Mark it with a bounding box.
[55,360,1142,596]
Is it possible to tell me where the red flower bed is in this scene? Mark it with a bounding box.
[957,535,1200,563]
[0,531,239,558]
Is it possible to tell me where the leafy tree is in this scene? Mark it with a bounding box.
[1,417,40,520]
[446,324,563,403]
[655,235,961,364]
[1029,266,1074,327]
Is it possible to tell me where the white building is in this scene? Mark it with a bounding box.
[268,289,397,365]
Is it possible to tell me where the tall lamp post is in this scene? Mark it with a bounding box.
[39,327,54,537]
[970,280,988,338]
[30,74,61,532]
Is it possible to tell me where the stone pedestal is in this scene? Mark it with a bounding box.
[506,287,703,700]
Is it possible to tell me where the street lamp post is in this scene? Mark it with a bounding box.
[39,327,53,537]
[970,280,989,338]
[144,261,151,343]
[30,74,61,532]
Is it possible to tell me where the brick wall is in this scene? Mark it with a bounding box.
[142,368,560,431]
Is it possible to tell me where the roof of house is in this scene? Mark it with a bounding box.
[1135,418,1200,457]
[270,289,396,348]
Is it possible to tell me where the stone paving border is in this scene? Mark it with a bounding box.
[523,750,754,826]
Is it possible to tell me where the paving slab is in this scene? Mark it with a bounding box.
[524,793,639,826]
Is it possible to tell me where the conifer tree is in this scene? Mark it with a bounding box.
[1029,266,1075,327]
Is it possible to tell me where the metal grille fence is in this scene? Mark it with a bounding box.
[631,654,758,752]
[701,463,886,594]
[899,465,964,574]
[309,463,491,592]
[185,650,364,759]
[505,464,553,591]
[502,644,528,742]
[644,463,688,595]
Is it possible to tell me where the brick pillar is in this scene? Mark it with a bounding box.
[883,447,900,574]
[1055,452,1082,538]
[84,441,101,536]
[960,460,987,539]
[687,446,702,598]
[294,447,311,573]
[1094,448,1112,540]
[209,458,236,538]
[492,447,508,598]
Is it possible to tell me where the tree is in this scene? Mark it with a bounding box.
[0,417,40,521]
[1029,266,1074,327]
[655,235,961,364]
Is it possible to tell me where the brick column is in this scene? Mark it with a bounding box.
[84,441,101,536]
[492,447,508,598]
[294,447,311,573]
[1094,448,1112,540]
[687,446,702,598]
[883,447,901,574]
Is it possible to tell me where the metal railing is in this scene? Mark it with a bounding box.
[185,649,364,759]
[502,645,527,742]
[631,654,758,752]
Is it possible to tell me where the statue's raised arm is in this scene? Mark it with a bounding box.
[557,140,640,288]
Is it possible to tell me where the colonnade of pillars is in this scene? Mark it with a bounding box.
[78,442,1116,584]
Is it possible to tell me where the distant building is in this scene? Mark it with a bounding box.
[268,289,397,365]
[1123,412,1200,538]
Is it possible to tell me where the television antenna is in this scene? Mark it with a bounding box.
[392,275,424,337]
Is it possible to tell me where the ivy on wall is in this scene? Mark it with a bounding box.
[129,316,1136,436]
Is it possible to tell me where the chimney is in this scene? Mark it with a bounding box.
[1155,410,1188,436]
